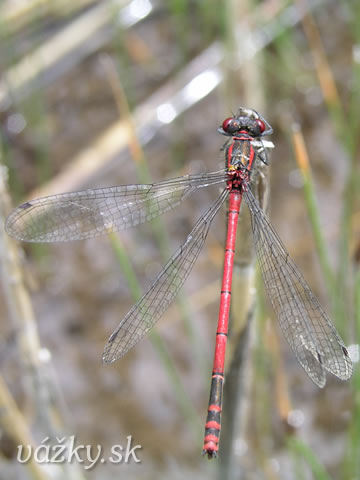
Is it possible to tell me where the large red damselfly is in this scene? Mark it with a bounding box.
[5,107,353,458]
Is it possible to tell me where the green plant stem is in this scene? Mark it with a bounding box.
[109,233,202,438]
[300,168,335,297]
[343,268,360,479]
[299,167,347,335]
[132,152,207,377]
[288,437,332,480]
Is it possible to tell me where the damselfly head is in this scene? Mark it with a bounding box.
[218,107,273,138]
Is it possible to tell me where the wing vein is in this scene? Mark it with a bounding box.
[6,171,227,242]
[102,189,229,363]
[243,186,352,386]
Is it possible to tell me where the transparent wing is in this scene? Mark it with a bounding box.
[5,171,227,242]
[243,186,352,387]
[102,189,229,363]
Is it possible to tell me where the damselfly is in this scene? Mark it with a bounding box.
[5,107,352,458]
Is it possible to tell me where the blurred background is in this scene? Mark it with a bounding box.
[0,0,359,479]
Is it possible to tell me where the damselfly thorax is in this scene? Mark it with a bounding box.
[225,133,257,173]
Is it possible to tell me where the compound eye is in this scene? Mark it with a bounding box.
[255,119,266,133]
[222,117,237,133]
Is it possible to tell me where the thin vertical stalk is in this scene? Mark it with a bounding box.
[298,1,359,335]
[108,233,202,437]
[218,1,271,477]
[287,437,332,480]
[100,53,207,377]
[0,165,85,480]
[291,125,335,297]
[343,255,360,478]
[0,375,50,480]
[0,165,55,432]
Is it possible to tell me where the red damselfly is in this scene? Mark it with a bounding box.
[5,107,353,458]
